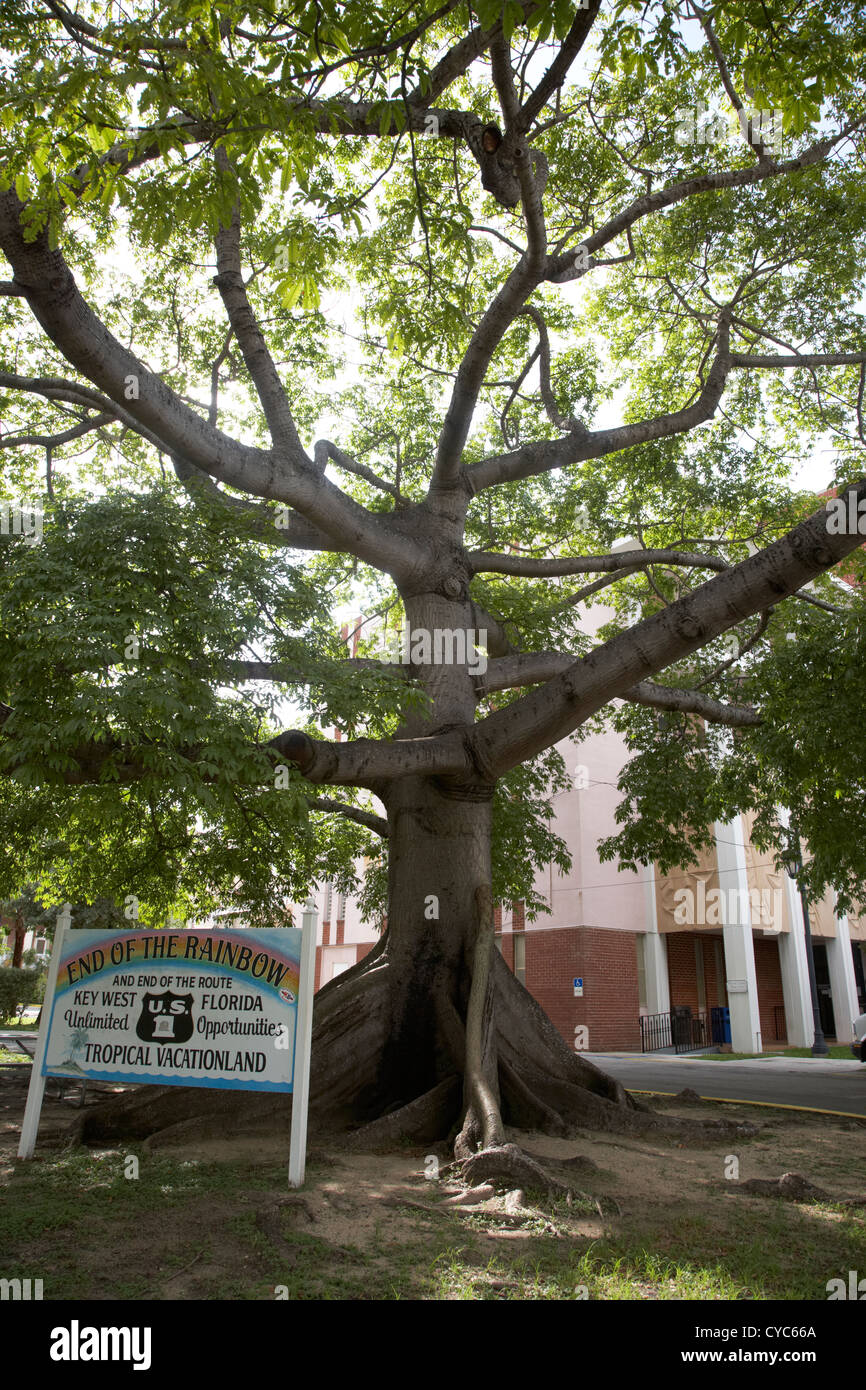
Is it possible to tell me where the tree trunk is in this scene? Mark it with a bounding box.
[11,917,25,969]
[78,769,651,1151]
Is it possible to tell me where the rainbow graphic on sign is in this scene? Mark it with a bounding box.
[41,927,303,1093]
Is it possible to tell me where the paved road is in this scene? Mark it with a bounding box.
[587,1052,866,1116]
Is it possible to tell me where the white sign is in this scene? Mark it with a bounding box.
[42,926,300,1091]
[573,976,584,997]
[18,905,318,1187]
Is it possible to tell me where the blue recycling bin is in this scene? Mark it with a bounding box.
[710,1006,731,1045]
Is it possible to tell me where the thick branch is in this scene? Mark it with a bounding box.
[732,350,866,368]
[171,458,345,552]
[469,482,866,777]
[624,681,760,727]
[478,651,760,725]
[543,125,858,284]
[0,412,113,449]
[513,0,602,134]
[268,728,473,788]
[226,657,397,683]
[0,190,417,577]
[0,371,169,453]
[468,547,729,577]
[212,162,305,455]
[468,320,732,491]
[430,256,542,492]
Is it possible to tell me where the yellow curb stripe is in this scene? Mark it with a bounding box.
[626,1088,865,1120]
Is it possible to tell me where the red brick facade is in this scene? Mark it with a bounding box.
[649,929,787,1045]
[498,925,642,1052]
[314,915,789,1053]
[666,933,726,1014]
[753,937,786,1042]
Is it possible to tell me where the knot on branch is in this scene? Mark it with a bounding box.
[464,119,521,209]
[269,730,316,773]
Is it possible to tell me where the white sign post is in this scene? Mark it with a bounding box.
[17,913,316,1171]
[288,900,318,1188]
[18,903,71,1160]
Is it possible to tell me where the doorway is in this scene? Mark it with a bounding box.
[812,943,837,1039]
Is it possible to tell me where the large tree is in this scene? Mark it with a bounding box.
[1,0,866,1157]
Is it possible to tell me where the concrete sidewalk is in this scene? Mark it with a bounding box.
[586,1051,866,1115]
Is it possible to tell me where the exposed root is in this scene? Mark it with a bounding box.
[498,1057,570,1137]
[455,884,505,1157]
[442,1183,495,1207]
[732,1171,829,1202]
[342,1076,460,1150]
[73,1082,286,1145]
[459,1142,570,1197]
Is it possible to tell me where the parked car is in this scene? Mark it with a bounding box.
[852,1014,866,1062]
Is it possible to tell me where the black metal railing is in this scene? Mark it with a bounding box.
[639,1011,672,1052]
[772,1004,787,1042]
[640,1008,709,1054]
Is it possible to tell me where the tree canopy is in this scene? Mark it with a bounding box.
[1,0,865,928]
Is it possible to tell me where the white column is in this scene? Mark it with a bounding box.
[777,874,813,1047]
[642,869,670,1014]
[715,816,762,1053]
[288,899,318,1189]
[827,913,859,1044]
[18,904,71,1159]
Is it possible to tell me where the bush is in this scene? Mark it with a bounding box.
[0,967,44,1021]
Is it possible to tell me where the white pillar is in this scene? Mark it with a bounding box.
[715,816,762,1053]
[827,914,859,1044]
[776,805,816,1048]
[288,900,318,1189]
[642,869,670,1014]
[777,876,813,1047]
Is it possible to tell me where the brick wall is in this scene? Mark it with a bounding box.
[496,925,642,1052]
[753,937,786,1042]
[665,930,786,1044]
[314,944,323,992]
[666,933,701,1012]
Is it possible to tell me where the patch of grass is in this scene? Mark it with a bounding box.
[2,1108,864,1300]
[701,1047,855,1061]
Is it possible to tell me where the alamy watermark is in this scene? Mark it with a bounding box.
[825,495,866,535]
[826,1270,866,1299]
[49,1322,151,1370]
[675,104,784,152]
[0,1276,43,1300]
[0,499,42,545]
[673,880,782,930]
[379,623,488,676]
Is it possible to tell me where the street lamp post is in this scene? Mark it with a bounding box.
[780,833,829,1058]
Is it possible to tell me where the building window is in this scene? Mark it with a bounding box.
[513,933,526,987]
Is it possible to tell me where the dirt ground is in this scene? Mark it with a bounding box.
[1,1061,865,1300]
